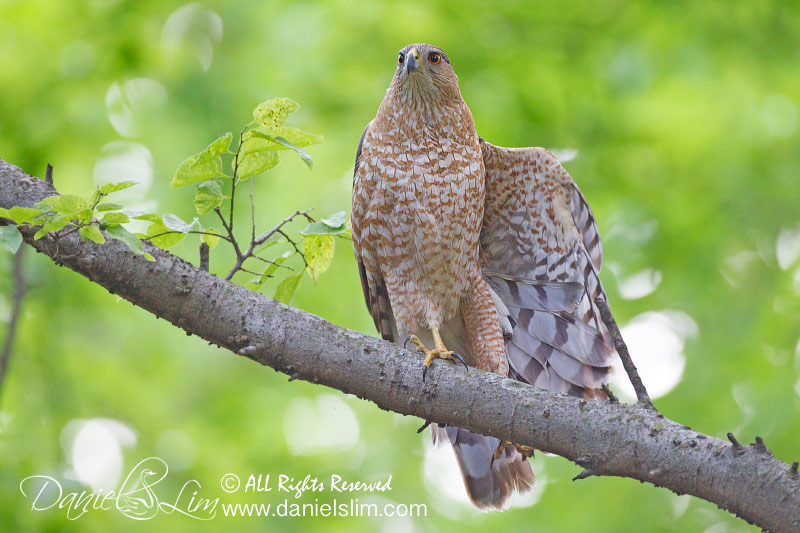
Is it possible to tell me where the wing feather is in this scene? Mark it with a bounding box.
[479,139,615,398]
[353,121,398,342]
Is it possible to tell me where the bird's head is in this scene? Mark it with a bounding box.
[391,43,460,104]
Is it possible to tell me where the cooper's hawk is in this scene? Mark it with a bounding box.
[351,43,616,510]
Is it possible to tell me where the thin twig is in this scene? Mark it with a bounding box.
[224,209,313,281]
[601,383,619,403]
[595,297,653,408]
[199,243,209,272]
[250,254,292,270]
[0,247,25,400]
[250,177,256,245]
[143,229,233,244]
[278,229,306,263]
[253,209,314,247]
[227,125,249,240]
[45,164,53,186]
[237,266,280,278]
[52,224,83,240]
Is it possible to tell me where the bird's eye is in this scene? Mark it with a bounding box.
[398,52,405,65]
[428,53,441,65]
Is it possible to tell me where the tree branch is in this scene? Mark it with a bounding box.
[0,245,25,399]
[1,158,798,532]
[595,296,653,408]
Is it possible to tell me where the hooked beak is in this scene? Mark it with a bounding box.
[405,47,422,75]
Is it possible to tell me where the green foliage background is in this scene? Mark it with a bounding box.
[1,1,799,531]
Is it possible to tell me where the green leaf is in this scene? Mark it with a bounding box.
[162,213,197,233]
[241,130,282,153]
[271,136,313,169]
[145,222,186,248]
[79,225,106,244]
[143,252,155,262]
[170,133,232,188]
[247,128,323,151]
[247,98,322,162]
[201,228,221,249]
[194,180,224,214]
[83,188,102,208]
[0,225,23,253]
[300,211,349,236]
[75,208,94,224]
[97,203,124,212]
[246,250,293,290]
[106,223,144,254]
[7,206,47,224]
[300,221,347,236]
[237,150,279,179]
[254,239,281,254]
[38,194,88,214]
[273,273,303,304]
[252,97,300,129]
[303,234,335,281]
[132,213,163,223]
[33,216,74,239]
[99,181,137,195]
[322,211,348,227]
[101,212,130,224]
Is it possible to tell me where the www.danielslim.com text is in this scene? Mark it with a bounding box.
[221,498,427,518]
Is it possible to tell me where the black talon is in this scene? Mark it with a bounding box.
[422,364,428,382]
[452,352,468,371]
[403,336,412,349]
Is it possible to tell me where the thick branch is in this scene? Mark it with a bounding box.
[1,158,799,532]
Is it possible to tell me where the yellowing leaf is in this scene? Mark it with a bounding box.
[145,222,186,248]
[171,133,232,188]
[79,225,106,244]
[33,216,73,239]
[8,206,46,224]
[252,98,299,130]
[38,194,88,214]
[273,273,303,304]
[99,181,137,195]
[201,228,221,249]
[237,150,279,179]
[303,234,335,282]
[194,180,224,214]
[101,212,130,224]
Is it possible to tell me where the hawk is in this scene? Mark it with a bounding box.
[351,43,616,510]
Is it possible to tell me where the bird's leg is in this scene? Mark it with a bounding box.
[404,327,468,381]
[493,441,535,461]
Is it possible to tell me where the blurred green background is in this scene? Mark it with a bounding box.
[1,0,799,531]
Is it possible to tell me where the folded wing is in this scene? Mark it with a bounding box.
[479,139,615,398]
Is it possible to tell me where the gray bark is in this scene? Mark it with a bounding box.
[2,158,799,532]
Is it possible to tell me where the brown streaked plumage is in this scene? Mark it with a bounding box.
[352,43,616,510]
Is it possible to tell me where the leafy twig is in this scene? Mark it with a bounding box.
[224,209,314,281]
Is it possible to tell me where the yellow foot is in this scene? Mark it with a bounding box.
[404,333,468,382]
[494,440,535,461]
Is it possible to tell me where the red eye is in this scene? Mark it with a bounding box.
[428,53,440,65]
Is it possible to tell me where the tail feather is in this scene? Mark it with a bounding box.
[432,423,535,510]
